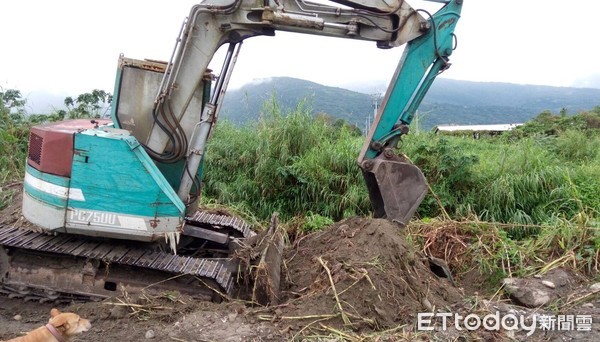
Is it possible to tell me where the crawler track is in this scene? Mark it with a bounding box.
[0,212,256,303]
[186,211,256,238]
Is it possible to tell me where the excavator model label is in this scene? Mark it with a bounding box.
[66,208,175,233]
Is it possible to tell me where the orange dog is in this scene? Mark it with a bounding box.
[3,308,91,342]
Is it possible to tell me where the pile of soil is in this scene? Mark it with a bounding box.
[276,217,463,330]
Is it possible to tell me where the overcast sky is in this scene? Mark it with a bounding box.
[1,0,600,98]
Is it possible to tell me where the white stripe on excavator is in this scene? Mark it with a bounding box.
[116,214,147,231]
[24,171,85,201]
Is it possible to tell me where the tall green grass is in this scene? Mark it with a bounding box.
[0,90,30,184]
[204,103,600,230]
[203,97,370,221]
[467,136,594,225]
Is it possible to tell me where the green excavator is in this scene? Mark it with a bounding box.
[0,0,462,302]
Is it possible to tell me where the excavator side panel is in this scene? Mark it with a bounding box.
[22,119,111,232]
[65,129,185,241]
[22,120,186,242]
[22,165,69,231]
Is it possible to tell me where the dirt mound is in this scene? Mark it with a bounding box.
[277,217,463,331]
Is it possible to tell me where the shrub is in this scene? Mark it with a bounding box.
[403,134,479,218]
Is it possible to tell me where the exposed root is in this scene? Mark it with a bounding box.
[317,256,351,326]
[232,212,284,306]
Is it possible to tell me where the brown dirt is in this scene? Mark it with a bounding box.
[0,188,36,232]
[275,217,463,331]
[0,295,282,342]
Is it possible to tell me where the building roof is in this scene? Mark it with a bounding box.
[435,123,523,132]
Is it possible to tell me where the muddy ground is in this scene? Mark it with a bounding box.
[1,196,600,341]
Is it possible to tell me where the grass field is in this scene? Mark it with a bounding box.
[202,102,600,228]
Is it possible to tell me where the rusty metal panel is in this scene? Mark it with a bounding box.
[27,119,110,177]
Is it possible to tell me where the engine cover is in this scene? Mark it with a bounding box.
[27,119,111,177]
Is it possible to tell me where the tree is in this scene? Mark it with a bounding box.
[62,89,112,119]
[0,88,27,128]
[1,89,26,113]
[0,88,30,178]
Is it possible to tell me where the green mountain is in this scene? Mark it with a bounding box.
[220,77,600,130]
[220,77,371,125]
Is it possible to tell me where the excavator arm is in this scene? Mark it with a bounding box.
[136,0,462,224]
[359,0,462,224]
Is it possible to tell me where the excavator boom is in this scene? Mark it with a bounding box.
[137,0,462,224]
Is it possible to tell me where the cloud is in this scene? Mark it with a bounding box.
[572,74,600,89]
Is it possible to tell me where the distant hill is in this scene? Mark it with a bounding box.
[220,77,370,126]
[220,77,600,130]
[422,78,600,127]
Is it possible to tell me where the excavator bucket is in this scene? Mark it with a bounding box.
[230,213,284,305]
[251,213,284,305]
[363,157,428,225]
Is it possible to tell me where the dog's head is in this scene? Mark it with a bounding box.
[47,308,91,337]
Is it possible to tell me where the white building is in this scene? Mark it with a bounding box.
[434,123,523,138]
